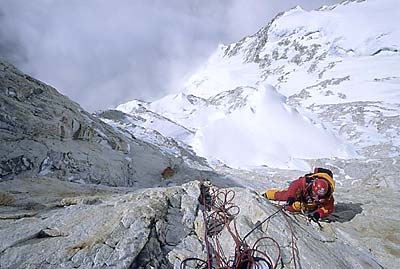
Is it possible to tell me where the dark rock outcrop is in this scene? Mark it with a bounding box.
[0,59,211,187]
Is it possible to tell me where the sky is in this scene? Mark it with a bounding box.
[0,0,339,112]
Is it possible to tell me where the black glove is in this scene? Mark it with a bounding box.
[308,212,320,222]
[286,197,295,206]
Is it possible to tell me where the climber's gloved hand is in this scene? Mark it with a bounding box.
[308,211,320,222]
[286,197,295,206]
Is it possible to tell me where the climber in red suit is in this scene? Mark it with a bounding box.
[264,168,335,221]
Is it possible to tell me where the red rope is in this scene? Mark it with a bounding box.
[181,180,284,269]
[282,210,299,269]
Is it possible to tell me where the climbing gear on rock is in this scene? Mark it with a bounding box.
[181,180,280,269]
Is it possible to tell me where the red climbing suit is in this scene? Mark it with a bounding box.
[265,170,335,219]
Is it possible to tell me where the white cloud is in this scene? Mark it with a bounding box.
[0,0,339,111]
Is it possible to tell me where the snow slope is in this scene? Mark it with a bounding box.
[116,84,357,170]
[114,0,400,172]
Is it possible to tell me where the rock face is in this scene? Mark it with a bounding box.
[0,178,384,269]
[0,60,213,187]
[0,59,396,268]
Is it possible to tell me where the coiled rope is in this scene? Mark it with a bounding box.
[180,180,290,269]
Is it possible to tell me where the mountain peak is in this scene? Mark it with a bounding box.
[116,0,399,171]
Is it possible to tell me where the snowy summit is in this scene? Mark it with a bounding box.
[115,0,400,171]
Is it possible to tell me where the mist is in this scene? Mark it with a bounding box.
[0,0,339,111]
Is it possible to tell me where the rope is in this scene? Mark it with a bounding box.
[181,180,283,269]
[241,204,287,245]
[282,211,299,269]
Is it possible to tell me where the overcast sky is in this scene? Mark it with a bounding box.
[0,0,339,112]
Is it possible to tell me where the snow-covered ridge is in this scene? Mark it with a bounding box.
[186,0,400,100]
[114,0,399,171]
[116,82,358,170]
[223,0,399,60]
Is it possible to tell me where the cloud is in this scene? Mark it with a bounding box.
[0,0,339,112]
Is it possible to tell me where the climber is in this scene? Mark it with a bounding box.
[263,168,335,222]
